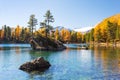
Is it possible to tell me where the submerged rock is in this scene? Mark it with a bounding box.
[19,57,51,72]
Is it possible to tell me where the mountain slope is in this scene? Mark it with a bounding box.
[94,13,120,42]
[95,14,120,29]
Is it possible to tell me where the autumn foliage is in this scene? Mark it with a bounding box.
[0,14,120,43]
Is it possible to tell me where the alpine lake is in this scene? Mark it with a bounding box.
[0,44,120,80]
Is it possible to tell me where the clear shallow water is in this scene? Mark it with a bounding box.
[0,44,120,80]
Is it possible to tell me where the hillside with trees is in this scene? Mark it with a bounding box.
[84,14,120,47]
[94,14,120,43]
[0,13,120,46]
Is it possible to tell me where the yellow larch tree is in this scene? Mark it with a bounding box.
[15,25,21,40]
[54,28,59,40]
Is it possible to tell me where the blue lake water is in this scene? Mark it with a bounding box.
[0,44,120,80]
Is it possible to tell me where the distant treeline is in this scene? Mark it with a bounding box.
[80,21,120,44]
[0,11,120,44]
[0,20,119,43]
[0,25,30,43]
[0,25,85,43]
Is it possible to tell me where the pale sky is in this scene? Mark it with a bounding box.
[0,0,120,30]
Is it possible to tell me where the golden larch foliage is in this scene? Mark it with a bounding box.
[54,28,59,40]
[15,25,21,40]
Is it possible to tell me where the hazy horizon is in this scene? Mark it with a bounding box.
[0,0,120,30]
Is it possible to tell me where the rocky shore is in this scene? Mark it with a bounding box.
[29,36,66,51]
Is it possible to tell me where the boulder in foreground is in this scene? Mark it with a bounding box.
[19,57,51,72]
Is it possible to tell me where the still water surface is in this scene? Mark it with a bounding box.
[0,44,120,80]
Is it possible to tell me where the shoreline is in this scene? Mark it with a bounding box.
[89,42,120,48]
[1,42,120,48]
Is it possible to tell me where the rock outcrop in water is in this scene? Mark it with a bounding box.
[19,57,51,72]
[29,35,66,51]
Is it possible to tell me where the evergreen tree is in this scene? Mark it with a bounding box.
[90,28,94,42]
[85,33,90,43]
[107,21,117,42]
[28,14,38,36]
[3,25,7,40]
[116,25,119,40]
[6,26,11,41]
[71,31,77,42]
[96,28,102,42]
[40,21,46,28]
[20,27,25,42]
[44,10,54,37]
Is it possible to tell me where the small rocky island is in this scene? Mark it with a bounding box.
[20,35,66,72]
[29,35,66,51]
[19,57,51,72]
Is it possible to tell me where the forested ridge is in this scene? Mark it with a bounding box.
[92,14,120,43]
[0,13,120,44]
